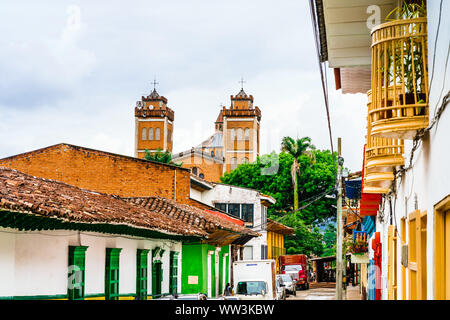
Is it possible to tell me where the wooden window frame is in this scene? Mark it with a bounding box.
[68,246,88,300]
[105,248,122,300]
[408,210,427,300]
[434,195,450,300]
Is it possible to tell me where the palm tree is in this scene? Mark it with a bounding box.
[281,136,315,212]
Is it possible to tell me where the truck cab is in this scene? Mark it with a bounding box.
[279,254,309,290]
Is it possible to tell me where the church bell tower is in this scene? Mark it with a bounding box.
[134,85,174,159]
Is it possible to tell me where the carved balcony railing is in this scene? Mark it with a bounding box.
[369,18,428,140]
[364,91,405,194]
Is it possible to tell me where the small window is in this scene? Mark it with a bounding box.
[241,157,249,164]
[228,203,240,218]
[155,128,161,140]
[192,167,198,175]
[105,248,122,300]
[68,246,88,300]
[215,203,227,212]
[241,204,254,227]
[237,128,243,140]
[136,249,149,300]
[142,128,147,140]
[149,128,154,140]
[168,129,172,142]
[211,150,215,157]
[244,128,250,140]
[230,129,236,141]
[199,173,204,179]
[261,245,268,260]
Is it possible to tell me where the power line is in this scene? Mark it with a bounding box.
[308,0,335,158]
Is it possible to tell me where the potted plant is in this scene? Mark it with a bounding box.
[385,0,428,115]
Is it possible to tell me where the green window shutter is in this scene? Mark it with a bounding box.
[136,249,150,300]
[169,251,179,295]
[105,248,122,300]
[68,246,88,300]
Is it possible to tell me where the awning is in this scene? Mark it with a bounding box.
[360,145,381,216]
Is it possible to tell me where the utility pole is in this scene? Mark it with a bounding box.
[336,137,343,300]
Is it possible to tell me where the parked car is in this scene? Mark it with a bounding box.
[276,274,297,297]
[275,276,286,300]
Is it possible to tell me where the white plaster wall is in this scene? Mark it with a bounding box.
[190,188,202,202]
[0,228,16,296]
[377,0,450,300]
[0,228,182,298]
[200,183,269,259]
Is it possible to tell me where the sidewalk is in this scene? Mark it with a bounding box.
[345,285,363,300]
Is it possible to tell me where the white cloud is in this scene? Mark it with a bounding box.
[0,0,366,173]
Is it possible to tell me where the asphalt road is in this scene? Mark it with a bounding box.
[286,287,336,300]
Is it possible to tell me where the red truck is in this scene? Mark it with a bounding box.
[279,254,309,290]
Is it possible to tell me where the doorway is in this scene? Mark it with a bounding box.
[152,261,162,297]
[435,195,450,300]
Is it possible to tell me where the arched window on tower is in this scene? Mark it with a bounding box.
[148,128,154,140]
[155,128,161,140]
[230,157,238,170]
[192,167,198,175]
[230,129,236,141]
[244,128,250,140]
[237,128,243,141]
[142,127,147,140]
[241,157,249,164]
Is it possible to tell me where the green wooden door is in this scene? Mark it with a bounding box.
[152,261,162,297]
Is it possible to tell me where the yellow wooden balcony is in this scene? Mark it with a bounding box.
[364,91,405,194]
[369,18,429,140]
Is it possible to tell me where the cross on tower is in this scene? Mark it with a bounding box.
[151,78,159,90]
[239,77,246,89]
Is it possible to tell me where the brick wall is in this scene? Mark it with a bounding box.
[179,153,223,182]
[0,144,191,202]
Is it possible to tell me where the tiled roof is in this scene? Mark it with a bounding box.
[0,167,206,238]
[123,196,259,237]
[266,218,294,235]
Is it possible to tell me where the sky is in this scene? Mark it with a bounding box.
[0,0,367,173]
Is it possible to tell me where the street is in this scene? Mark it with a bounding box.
[286,285,362,300]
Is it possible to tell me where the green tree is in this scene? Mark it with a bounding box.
[144,149,182,166]
[281,137,315,212]
[322,223,337,257]
[280,212,325,256]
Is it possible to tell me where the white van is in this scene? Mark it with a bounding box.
[232,260,277,300]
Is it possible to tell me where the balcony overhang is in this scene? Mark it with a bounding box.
[319,0,396,68]
[312,0,396,93]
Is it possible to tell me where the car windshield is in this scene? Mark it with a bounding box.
[280,275,293,282]
[284,264,302,272]
[236,281,267,295]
